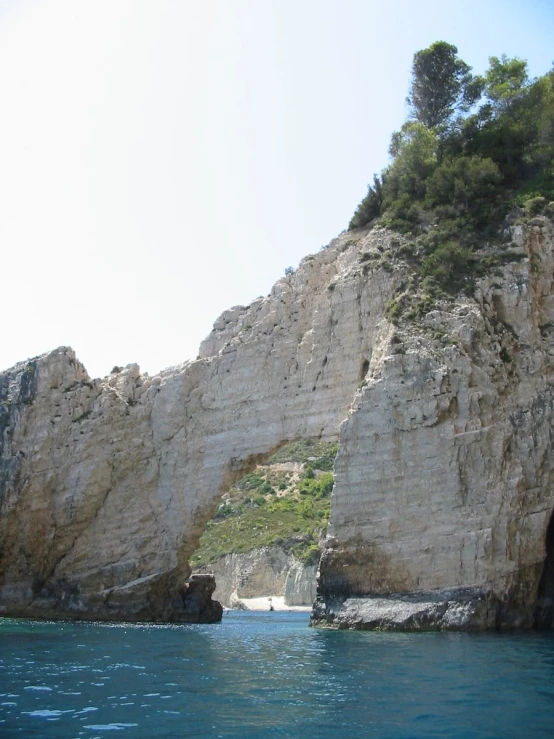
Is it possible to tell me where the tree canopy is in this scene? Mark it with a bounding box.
[406,41,482,129]
[349,42,554,234]
[348,42,554,300]
[484,55,529,114]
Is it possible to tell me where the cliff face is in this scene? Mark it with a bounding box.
[0,229,397,621]
[313,219,554,629]
[1,219,554,628]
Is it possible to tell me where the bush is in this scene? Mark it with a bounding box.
[420,241,475,294]
[425,155,502,229]
[385,298,402,322]
[523,196,547,215]
[295,543,321,565]
[318,473,334,496]
[313,455,334,471]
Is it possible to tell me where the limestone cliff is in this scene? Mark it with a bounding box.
[0,228,394,621]
[313,219,554,629]
[1,219,554,629]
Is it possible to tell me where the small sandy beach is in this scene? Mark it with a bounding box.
[238,595,311,612]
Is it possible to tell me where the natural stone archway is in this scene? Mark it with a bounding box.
[534,510,554,629]
[2,220,554,629]
[191,438,337,607]
[0,230,400,621]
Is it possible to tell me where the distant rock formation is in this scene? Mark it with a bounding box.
[196,547,316,608]
[1,219,554,629]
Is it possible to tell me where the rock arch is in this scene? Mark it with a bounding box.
[2,222,554,629]
[0,231,399,621]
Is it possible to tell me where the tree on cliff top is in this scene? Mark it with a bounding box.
[483,54,529,115]
[407,41,482,129]
[349,44,553,236]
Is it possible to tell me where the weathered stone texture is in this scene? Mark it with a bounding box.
[1,220,554,628]
[0,230,399,620]
[317,220,554,628]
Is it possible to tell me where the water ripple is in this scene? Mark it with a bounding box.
[1,613,554,737]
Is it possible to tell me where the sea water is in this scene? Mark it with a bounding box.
[1,611,554,738]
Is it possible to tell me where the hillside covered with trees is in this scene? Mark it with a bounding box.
[349,42,554,299]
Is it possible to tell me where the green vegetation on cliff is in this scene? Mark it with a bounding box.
[349,42,554,299]
[190,440,337,568]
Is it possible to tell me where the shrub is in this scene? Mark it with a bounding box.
[318,473,334,496]
[425,155,502,229]
[385,298,402,322]
[523,196,547,215]
[313,455,334,471]
[420,241,475,294]
[295,543,321,565]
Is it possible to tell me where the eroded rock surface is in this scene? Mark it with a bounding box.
[179,574,222,623]
[1,220,554,628]
[0,229,397,621]
[310,587,502,631]
[316,219,554,629]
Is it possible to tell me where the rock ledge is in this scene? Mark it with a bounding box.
[310,587,502,631]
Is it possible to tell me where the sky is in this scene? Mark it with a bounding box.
[0,0,553,379]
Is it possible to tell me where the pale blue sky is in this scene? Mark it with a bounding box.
[1,0,552,378]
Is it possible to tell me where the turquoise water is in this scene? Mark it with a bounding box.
[1,611,554,738]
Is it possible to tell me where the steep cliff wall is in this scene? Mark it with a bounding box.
[0,228,399,621]
[1,220,553,628]
[313,219,554,629]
